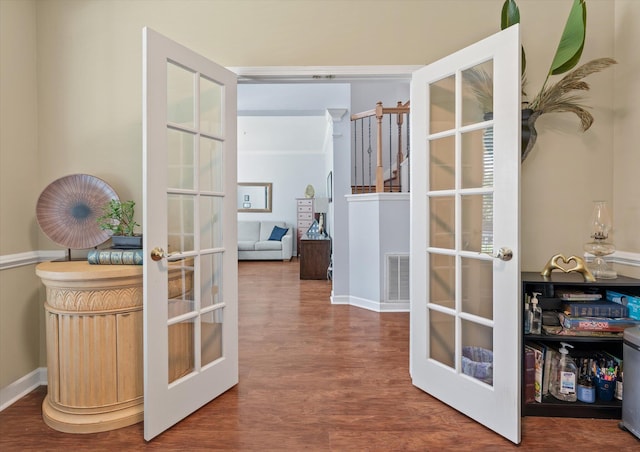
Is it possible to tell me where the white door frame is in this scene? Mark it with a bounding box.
[229,65,422,83]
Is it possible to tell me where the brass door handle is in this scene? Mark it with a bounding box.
[150,247,166,261]
[150,247,180,261]
[478,247,513,261]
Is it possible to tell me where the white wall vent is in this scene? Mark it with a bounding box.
[386,253,410,302]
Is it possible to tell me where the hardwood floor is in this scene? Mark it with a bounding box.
[1,260,637,450]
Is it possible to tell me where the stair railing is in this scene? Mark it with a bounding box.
[351,101,410,193]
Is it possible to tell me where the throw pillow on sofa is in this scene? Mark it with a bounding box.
[268,225,288,241]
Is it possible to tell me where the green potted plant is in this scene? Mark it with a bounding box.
[97,199,142,249]
[466,0,616,162]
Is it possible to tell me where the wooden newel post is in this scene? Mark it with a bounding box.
[375,101,384,192]
[396,101,405,191]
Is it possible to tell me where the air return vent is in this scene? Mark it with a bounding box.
[386,254,410,302]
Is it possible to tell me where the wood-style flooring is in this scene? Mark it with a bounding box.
[1,260,637,450]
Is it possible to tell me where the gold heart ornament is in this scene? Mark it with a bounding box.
[541,253,595,282]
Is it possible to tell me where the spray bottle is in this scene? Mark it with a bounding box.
[550,342,578,402]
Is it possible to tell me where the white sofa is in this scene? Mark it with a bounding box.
[237,220,293,261]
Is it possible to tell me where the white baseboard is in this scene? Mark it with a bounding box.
[336,295,409,313]
[330,294,350,305]
[0,367,47,411]
[378,301,410,312]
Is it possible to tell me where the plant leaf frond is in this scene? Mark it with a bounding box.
[530,58,617,112]
[462,67,493,113]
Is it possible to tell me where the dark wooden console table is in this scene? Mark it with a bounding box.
[299,234,330,280]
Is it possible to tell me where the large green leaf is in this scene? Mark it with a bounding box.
[549,0,586,75]
[501,0,526,76]
[501,0,520,29]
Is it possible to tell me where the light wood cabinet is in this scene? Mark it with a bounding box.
[36,261,144,433]
[296,198,314,255]
[36,260,197,433]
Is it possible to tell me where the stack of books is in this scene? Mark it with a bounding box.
[524,343,545,403]
[552,289,640,336]
[606,290,640,320]
[87,248,143,265]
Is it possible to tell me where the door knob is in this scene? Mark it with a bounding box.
[495,247,513,261]
[150,247,166,261]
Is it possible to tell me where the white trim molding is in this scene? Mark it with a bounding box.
[584,250,640,267]
[3,250,638,271]
[0,368,47,412]
[229,65,422,83]
[338,295,409,313]
[0,250,67,270]
[610,250,640,267]
[346,193,410,203]
[332,294,409,313]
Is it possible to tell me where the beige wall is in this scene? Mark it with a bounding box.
[0,267,44,387]
[1,0,638,389]
[612,0,640,278]
[0,0,45,389]
[0,0,39,253]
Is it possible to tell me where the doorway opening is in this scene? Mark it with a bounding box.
[234,65,416,297]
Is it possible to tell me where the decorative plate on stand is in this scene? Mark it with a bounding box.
[36,174,119,249]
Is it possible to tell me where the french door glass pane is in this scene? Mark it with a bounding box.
[200,76,223,137]
[461,194,493,253]
[429,196,455,249]
[201,309,223,366]
[429,309,455,368]
[461,257,493,320]
[461,129,493,189]
[167,128,195,190]
[167,62,195,128]
[461,319,493,386]
[168,319,195,384]
[168,194,195,253]
[429,253,455,309]
[168,260,195,319]
[429,135,455,191]
[429,75,455,133]
[200,252,222,309]
[461,60,494,126]
[200,196,223,250]
[199,136,223,192]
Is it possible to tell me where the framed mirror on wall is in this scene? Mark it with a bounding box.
[237,182,272,212]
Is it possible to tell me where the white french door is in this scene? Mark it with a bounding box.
[142,27,238,441]
[410,25,521,443]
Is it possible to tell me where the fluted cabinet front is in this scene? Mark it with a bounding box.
[36,261,144,433]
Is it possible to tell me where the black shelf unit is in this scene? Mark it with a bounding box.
[522,271,640,418]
